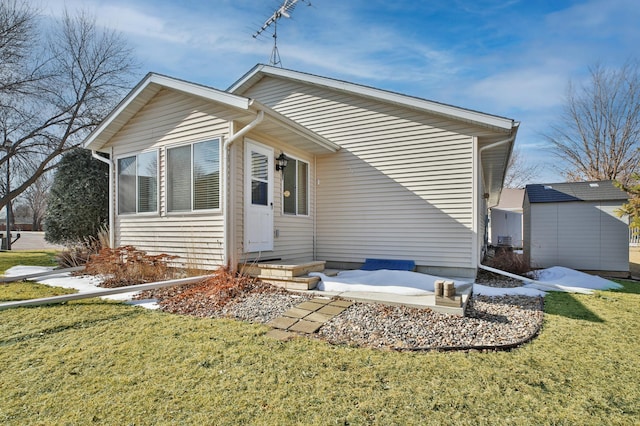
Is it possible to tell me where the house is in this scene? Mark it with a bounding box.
[524,180,629,275]
[83,64,519,279]
[489,188,524,248]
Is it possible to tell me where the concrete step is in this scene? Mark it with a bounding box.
[240,260,326,279]
[259,274,321,290]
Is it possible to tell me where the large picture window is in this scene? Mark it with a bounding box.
[167,139,220,212]
[283,157,308,215]
[117,151,158,214]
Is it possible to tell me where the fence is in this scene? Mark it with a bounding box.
[631,227,640,246]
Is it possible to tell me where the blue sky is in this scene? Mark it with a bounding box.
[43,0,640,183]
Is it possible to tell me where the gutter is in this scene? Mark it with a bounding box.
[222,110,265,270]
[91,149,115,248]
[478,122,519,203]
[476,125,518,264]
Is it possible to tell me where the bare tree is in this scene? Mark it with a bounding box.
[17,171,52,230]
[503,148,541,188]
[546,62,640,185]
[0,4,136,212]
[0,0,42,96]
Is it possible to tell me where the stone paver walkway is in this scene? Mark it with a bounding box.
[266,297,353,340]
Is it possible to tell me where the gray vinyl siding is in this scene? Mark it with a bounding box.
[106,89,231,268]
[597,202,629,271]
[233,137,315,262]
[526,200,628,272]
[245,77,487,273]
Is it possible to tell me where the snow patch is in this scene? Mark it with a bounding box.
[3,265,159,309]
[310,269,470,295]
[311,266,622,297]
[532,266,622,292]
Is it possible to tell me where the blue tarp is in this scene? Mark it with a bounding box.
[361,258,416,271]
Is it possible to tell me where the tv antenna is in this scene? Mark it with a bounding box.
[253,0,310,67]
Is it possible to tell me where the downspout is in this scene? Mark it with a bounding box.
[91,149,114,248]
[222,110,264,270]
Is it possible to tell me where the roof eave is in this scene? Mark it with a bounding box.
[84,73,252,152]
[228,65,517,132]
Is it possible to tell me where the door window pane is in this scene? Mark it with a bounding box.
[251,150,269,206]
[252,181,268,206]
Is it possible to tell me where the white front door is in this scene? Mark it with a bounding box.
[244,140,274,253]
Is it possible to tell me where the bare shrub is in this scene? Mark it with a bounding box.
[85,246,178,288]
[55,225,111,268]
[146,267,282,315]
[484,250,534,276]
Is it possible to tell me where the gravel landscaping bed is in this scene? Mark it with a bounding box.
[139,270,544,351]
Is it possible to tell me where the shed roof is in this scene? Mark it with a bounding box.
[525,180,628,203]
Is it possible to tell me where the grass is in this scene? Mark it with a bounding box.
[1,255,639,425]
[0,250,57,272]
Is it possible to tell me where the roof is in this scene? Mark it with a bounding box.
[525,180,628,203]
[229,64,519,133]
[83,72,338,155]
[494,188,525,210]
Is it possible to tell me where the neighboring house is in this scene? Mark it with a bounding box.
[83,65,519,278]
[524,180,629,274]
[489,188,524,248]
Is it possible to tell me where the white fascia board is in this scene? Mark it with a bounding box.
[84,73,251,151]
[230,65,516,132]
[152,74,250,110]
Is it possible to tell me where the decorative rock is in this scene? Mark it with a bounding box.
[148,276,544,351]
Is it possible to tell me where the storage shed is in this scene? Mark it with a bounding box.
[523,180,629,274]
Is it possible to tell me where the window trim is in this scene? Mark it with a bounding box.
[165,137,222,215]
[282,155,310,217]
[116,150,159,216]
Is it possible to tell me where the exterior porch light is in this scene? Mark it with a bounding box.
[275,152,289,172]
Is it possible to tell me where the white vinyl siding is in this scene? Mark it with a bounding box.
[106,89,232,268]
[232,140,315,263]
[244,77,484,273]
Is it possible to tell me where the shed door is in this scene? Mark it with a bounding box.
[244,140,274,252]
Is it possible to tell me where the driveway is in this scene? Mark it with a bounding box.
[5,231,63,251]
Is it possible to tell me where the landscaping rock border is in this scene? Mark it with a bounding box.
[143,273,544,352]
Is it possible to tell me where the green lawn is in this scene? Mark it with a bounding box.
[1,256,639,425]
[0,250,58,272]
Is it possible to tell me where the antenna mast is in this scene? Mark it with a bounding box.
[253,0,309,67]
